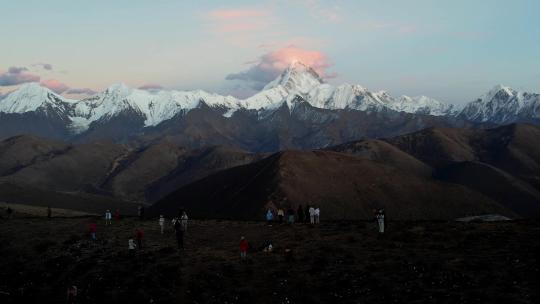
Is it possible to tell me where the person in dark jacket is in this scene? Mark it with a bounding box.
[88,223,97,241]
[239,236,248,259]
[174,219,184,250]
[47,206,52,219]
[287,207,295,224]
[138,205,145,220]
[304,205,311,223]
[135,228,144,249]
[297,205,304,223]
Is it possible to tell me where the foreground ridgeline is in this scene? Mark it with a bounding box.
[0,215,538,303]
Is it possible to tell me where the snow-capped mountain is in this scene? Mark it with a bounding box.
[459,85,540,123]
[0,62,456,135]
[0,82,75,116]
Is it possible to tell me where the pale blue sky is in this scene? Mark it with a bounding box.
[1,0,538,104]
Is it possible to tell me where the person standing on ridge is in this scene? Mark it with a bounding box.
[239,236,248,260]
[6,206,13,219]
[174,218,184,250]
[376,209,385,234]
[287,207,295,224]
[297,205,304,223]
[47,206,52,219]
[135,228,144,249]
[314,206,320,224]
[266,209,274,225]
[309,206,316,224]
[105,209,112,226]
[88,223,97,241]
[159,215,166,234]
[304,205,310,223]
[128,238,136,257]
[138,205,145,220]
[277,208,285,223]
[180,211,189,232]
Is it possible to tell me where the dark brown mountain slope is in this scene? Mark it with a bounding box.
[0,135,70,176]
[436,161,540,216]
[1,142,128,193]
[327,139,432,178]
[151,150,510,220]
[145,145,265,202]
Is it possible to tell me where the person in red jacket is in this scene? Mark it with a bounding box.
[114,209,121,221]
[135,228,144,249]
[239,236,248,260]
[88,223,97,241]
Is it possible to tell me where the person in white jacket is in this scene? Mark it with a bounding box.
[180,211,189,232]
[128,238,136,256]
[105,210,112,226]
[308,206,316,224]
[159,215,165,234]
[314,207,320,224]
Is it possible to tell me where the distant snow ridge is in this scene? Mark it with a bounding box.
[0,62,460,133]
[459,85,540,123]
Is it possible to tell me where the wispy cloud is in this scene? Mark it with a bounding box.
[138,83,163,91]
[0,66,40,86]
[65,87,96,95]
[226,46,334,95]
[33,63,53,70]
[204,7,275,46]
[40,79,69,94]
[299,0,342,22]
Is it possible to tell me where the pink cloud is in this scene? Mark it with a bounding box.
[40,79,69,94]
[226,46,335,92]
[204,7,276,46]
[208,8,267,20]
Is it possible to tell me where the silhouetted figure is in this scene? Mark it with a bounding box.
[174,219,184,250]
[114,209,121,221]
[376,209,385,233]
[6,206,13,219]
[297,205,304,223]
[287,207,295,224]
[239,236,248,260]
[88,223,97,241]
[138,205,145,220]
[135,228,144,249]
[304,205,310,223]
[47,206,52,219]
[159,215,165,234]
[66,285,78,304]
[277,208,284,223]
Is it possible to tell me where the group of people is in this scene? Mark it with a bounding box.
[266,204,321,225]
[84,207,190,256]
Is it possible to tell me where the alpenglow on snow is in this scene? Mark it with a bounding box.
[1,62,492,133]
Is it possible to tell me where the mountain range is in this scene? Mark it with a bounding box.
[1,62,538,151]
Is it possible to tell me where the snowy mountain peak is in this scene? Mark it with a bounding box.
[262,61,323,93]
[0,82,71,114]
[460,85,540,123]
